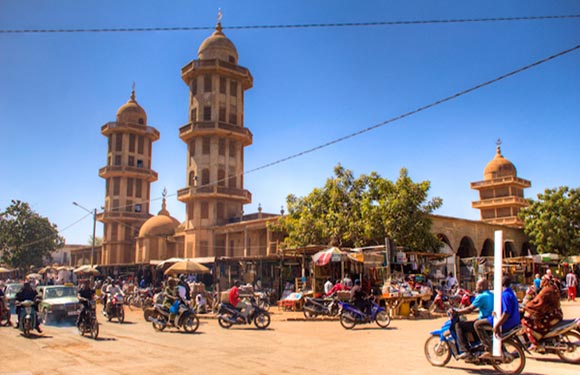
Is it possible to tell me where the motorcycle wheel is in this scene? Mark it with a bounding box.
[218,316,233,329]
[303,309,317,320]
[143,307,155,322]
[556,330,580,363]
[90,319,99,340]
[152,312,166,332]
[339,311,356,330]
[254,312,271,330]
[0,310,10,326]
[375,310,391,328]
[490,338,526,375]
[181,314,200,333]
[23,319,31,337]
[423,335,451,367]
[117,308,125,324]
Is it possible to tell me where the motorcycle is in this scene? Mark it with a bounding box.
[15,300,40,337]
[0,293,11,327]
[77,298,99,339]
[302,296,339,319]
[104,293,125,323]
[217,297,271,330]
[517,317,580,364]
[424,312,526,375]
[429,288,472,314]
[337,297,391,329]
[254,290,271,312]
[147,301,200,333]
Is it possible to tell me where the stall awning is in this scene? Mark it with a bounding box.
[312,247,344,266]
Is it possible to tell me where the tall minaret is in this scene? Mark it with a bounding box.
[98,87,160,265]
[177,12,253,257]
[471,139,531,228]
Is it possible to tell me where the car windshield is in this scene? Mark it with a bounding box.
[6,284,23,295]
[44,287,76,299]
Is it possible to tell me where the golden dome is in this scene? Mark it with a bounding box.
[138,196,180,237]
[116,89,147,125]
[197,23,238,63]
[483,145,517,180]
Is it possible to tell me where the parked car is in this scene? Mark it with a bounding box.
[5,283,23,314]
[38,285,81,324]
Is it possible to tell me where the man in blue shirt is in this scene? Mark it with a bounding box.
[451,278,494,360]
[475,275,520,358]
[533,273,541,291]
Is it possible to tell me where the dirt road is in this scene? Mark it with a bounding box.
[1,302,578,375]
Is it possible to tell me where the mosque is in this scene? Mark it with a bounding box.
[70,19,534,287]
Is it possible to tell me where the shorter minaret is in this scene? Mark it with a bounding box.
[471,139,531,227]
[98,86,160,265]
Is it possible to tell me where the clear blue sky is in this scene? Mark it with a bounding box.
[1,1,579,246]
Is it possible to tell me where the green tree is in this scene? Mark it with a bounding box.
[270,165,443,251]
[519,186,580,256]
[0,200,64,272]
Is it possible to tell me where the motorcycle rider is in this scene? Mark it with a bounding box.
[77,282,96,327]
[449,278,493,360]
[350,279,371,316]
[163,277,179,325]
[178,275,191,302]
[14,282,42,333]
[229,280,248,323]
[474,275,520,359]
[105,279,124,316]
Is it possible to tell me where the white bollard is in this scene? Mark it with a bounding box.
[493,230,503,357]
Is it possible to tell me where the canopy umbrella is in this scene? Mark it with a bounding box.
[38,266,56,274]
[311,247,344,267]
[0,266,13,273]
[26,273,43,280]
[164,261,210,276]
[73,265,100,275]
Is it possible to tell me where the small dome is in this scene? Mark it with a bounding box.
[197,23,238,63]
[116,89,147,125]
[138,196,179,237]
[483,145,517,180]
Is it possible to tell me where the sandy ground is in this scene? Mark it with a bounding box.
[0,301,579,375]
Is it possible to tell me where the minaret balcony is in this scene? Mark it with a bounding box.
[470,176,531,189]
[471,196,529,209]
[97,211,152,222]
[181,59,253,89]
[179,121,253,146]
[177,186,252,204]
[99,165,158,182]
[482,217,524,227]
[101,121,160,140]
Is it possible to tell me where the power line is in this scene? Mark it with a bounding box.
[41,43,580,248]
[1,14,579,34]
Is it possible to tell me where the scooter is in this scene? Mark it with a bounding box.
[302,296,339,319]
[0,294,11,326]
[148,300,200,333]
[424,312,526,375]
[337,297,390,329]
[217,297,271,330]
[15,300,40,337]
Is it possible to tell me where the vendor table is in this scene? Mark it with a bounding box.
[378,295,427,318]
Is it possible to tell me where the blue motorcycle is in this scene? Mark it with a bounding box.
[337,298,390,329]
[424,313,525,374]
[15,300,40,337]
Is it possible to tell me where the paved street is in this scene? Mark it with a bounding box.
[1,302,578,375]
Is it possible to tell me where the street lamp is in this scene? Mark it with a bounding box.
[73,202,97,267]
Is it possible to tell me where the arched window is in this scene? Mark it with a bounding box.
[218,169,226,186]
[201,169,210,186]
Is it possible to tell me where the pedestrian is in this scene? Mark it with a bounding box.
[566,268,577,302]
[324,278,333,295]
[533,273,541,291]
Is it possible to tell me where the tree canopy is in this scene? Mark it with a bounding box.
[519,186,580,256]
[0,200,64,272]
[270,165,443,251]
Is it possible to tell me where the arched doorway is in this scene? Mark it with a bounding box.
[504,242,516,258]
[457,236,477,289]
[481,239,494,257]
[432,234,454,284]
